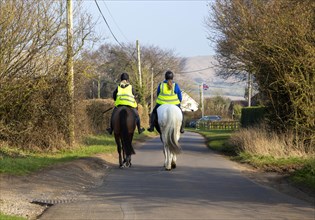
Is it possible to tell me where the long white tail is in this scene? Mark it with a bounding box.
[158,104,182,154]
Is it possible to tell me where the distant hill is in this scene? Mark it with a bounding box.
[177,55,246,101]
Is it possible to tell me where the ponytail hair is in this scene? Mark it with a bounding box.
[167,79,173,90]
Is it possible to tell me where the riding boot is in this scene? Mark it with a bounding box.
[133,108,145,134]
[137,120,145,134]
[180,110,185,133]
[147,110,156,132]
[106,107,117,135]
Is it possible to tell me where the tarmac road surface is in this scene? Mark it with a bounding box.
[40,131,315,219]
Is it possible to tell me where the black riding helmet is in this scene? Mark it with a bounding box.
[121,72,129,81]
[165,70,174,80]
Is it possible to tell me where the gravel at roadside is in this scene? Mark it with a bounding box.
[0,154,117,219]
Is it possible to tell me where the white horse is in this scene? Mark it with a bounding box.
[157,104,182,171]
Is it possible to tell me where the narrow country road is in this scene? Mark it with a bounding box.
[40,132,314,219]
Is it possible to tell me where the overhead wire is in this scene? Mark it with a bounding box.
[94,0,212,75]
[102,1,129,42]
[94,0,138,62]
[94,0,124,48]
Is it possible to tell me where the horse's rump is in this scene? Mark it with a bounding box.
[157,104,182,154]
[113,106,136,155]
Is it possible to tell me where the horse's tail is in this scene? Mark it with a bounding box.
[162,107,181,155]
[120,108,135,155]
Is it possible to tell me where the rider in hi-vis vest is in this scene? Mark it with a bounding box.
[106,73,145,135]
[147,70,184,133]
[115,85,137,108]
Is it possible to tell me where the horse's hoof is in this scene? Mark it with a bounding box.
[171,163,176,169]
[165,167,171,171]
[124,162,131,168]
[119,164,125,169]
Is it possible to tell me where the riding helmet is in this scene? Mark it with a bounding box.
[120,72,129,81]
[165,70,174,80]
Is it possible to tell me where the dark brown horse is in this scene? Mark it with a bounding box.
[112,106,136,168]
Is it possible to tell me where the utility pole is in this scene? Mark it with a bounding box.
[97,76,101,99]
[199,83,204,117]
[248,73,252,107]
[136,40,142,88]
[66,0,74,147]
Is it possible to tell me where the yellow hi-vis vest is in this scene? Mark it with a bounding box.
[156,82,180,105]
[115,85,137,108]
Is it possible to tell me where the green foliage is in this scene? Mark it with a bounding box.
[240,106,267,127]
[234,152,308,169]
[204,96,231,117]
[208,0,315,148]
[0,213,26,220]
[0,78,71,150]
[195,129,237,155]
[233,104,242,120]
[235,153,315,191]
[290,159,315,190]
[85,99,114,134]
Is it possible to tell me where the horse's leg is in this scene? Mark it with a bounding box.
[120,137,130,168]
[163,144,167,168]
[171,154,177,169]
[164,145,172,171]
[123,134,131,168]
[115,135,123,168]
[125,155,131,167]
[128,133,134,167]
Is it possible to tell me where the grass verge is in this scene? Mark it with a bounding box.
[190,128,315,194]
[192,129,236,155]
[0,213,26,220]
[0,132,148,175]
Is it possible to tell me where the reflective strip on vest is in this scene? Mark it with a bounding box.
[115,85,137,108]
[156,82,180,105]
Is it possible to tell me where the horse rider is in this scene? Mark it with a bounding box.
[147,70,184,133]
[106,72,145,135]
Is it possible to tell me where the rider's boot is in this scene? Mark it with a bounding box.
[180,125,184,134]
[134,109,145,134]
[147,111,156,132]
[180,110,184,133]
[106,127,113,135]
[138,127,145,134]
[137,121,145,134]
[106,107,116,135]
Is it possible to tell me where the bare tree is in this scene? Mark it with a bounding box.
[79,43,180,104]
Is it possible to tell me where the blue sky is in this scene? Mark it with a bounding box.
[82,1,215,58]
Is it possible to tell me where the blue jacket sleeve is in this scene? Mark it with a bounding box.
[156,83,161,96]
[174,83,182,102]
